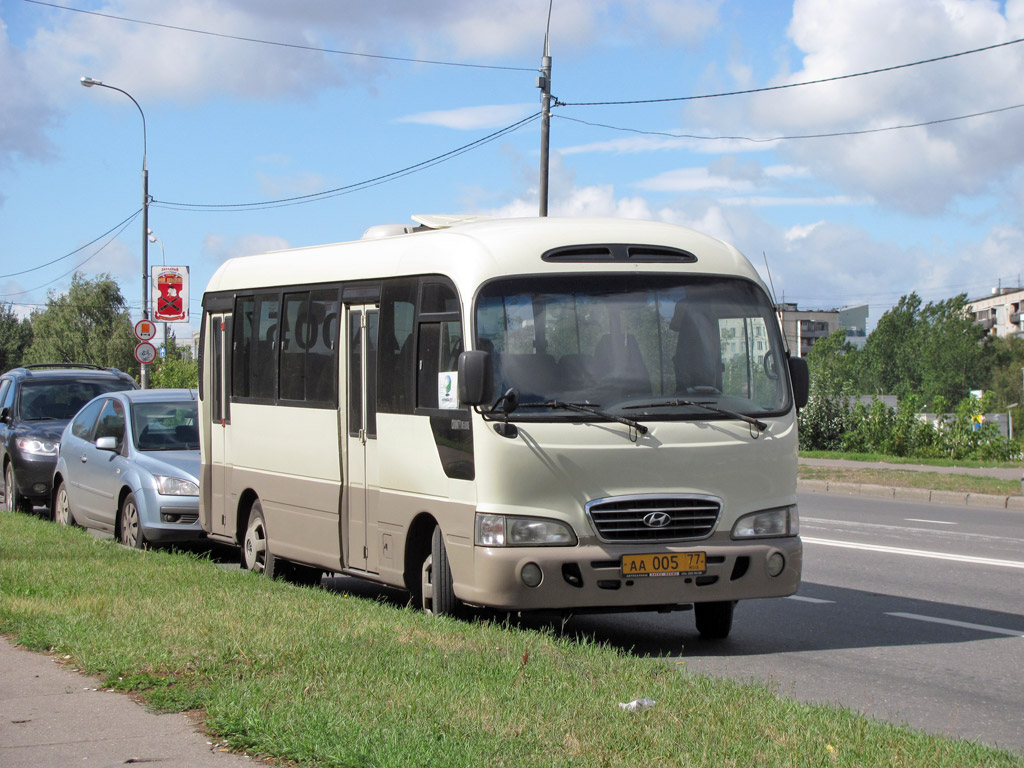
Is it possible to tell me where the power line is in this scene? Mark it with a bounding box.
[0,209,141,279]
[153,112,542,212]
[0,211,141,300]
[554,102,1024,143]
[560,36,1024,107]
[25,0,536,73]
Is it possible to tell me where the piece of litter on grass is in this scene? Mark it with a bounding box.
[619,698,655,713]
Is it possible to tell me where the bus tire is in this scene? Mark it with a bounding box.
[242,500,279,578]
[695,600,735,640]
[422,525,459,617]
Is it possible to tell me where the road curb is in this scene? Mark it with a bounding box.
[797,479,1022,510]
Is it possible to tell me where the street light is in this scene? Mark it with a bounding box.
[81,76,151,388]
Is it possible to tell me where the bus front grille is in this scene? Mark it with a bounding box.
[585,495,721,543]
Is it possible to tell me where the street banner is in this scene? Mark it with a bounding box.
[151,265,189,323]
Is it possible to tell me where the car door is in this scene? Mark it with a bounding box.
[75,397,128,528]
[60,397,105,521]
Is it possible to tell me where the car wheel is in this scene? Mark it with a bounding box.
[694,600,736,640]
[242,500,279,578]
[421,525,460,617]
[118,492,147,549]
[53,481,78,527]
[4,463,29,513]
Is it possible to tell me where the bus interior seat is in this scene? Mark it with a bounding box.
[670,304,721,393]
[592,333,651,398]
[500,353,558,399]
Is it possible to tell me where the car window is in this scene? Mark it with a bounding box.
[18,380,134,421]
[0,379,14,412]
[133,401,199,451]
[94,399,126,445]
[70,399,105,440]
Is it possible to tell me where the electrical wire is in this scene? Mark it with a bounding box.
[554,102,1024,143]
[153,111,542,212]
[0,209,142,279]
[560,36,1024,107]
[0,211,141,300]
[25,0,536,72]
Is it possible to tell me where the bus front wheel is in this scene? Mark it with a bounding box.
[694,600,735,640]
[242,501,279,578]
[421,525,460,617]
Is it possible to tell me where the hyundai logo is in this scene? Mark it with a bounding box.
[642,511,672,528]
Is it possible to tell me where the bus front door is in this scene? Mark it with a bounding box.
[205,312,232,537]
[345,306,380,574]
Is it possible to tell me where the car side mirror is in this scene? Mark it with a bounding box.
[788,355,809,409]
[95,436,119,452]
[457,349,493,406]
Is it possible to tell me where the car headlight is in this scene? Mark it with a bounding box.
[732,505,799,539]
[154,475,199,496]
[475,513,578,547]
[15,437,59,456]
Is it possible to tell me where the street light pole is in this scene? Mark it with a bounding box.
[81,76,150,388]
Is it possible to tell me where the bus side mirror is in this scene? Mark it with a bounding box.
[788,355,809,409]
[458,350,493,406]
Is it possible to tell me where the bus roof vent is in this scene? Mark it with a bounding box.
[361,214,491,240]
[542,244,698,263]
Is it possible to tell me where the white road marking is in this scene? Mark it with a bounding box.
[802,537,1024,570]
[887,612,1024,638]
[904,518,957,526]
[786,595,835,604]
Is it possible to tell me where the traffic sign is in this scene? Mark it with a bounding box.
[134,341,157,364]
[134,319,157,341]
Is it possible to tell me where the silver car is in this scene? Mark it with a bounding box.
[52,389,202,547]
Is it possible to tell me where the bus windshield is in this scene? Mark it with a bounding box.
[475,274,791,419]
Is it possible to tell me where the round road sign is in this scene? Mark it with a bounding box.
[134,341,157,364]
[134,319,157,341]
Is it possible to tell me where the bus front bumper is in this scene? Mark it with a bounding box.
[455,537,802,613]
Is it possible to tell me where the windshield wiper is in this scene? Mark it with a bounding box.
[623,399,766,431]
[520,400,649,436]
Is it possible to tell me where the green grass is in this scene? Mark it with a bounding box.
[799,451,1021,470]
[2,512,1022,768]
[798,466,1021,496]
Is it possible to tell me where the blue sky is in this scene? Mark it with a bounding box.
[3,0,1024,342]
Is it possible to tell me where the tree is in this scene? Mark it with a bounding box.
[0,302,33,371]
[916,294,989,406]
[859,293,922,399]
[25,273,139,378]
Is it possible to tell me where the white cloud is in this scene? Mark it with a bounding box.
[398,104,537,130]
[202,233,291,264]
[636,167,756,193]
[784,221,824,242]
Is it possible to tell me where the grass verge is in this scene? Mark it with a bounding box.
[2,513,1022,768]
[798,466,1021,496]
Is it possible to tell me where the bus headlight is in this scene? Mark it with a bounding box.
[475,514,578,547]
[732,505,799,539]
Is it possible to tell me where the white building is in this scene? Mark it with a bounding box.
[967,286,1024,338]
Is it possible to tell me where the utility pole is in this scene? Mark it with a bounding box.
[538,4,553,217]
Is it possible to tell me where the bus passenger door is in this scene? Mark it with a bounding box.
[345,305,380,574]
[205,312,232,537]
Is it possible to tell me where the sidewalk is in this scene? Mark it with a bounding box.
[798,457,1024,509]
[0,637,257,768]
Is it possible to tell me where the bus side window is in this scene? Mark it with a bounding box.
[232,296,254,398]
[416,323,441,410]
[378,278,417,414]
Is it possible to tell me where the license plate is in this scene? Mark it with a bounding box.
[621,552,706,578]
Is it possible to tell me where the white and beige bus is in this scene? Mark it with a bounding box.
[198,216,808,639]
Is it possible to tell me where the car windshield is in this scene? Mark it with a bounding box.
[475,274,791,420]
[132,400,199,451]
[17,380,134,421]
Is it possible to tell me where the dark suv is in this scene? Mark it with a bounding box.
[1,364,137,513]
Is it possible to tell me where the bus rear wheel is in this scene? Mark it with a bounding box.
[242,501,279,578]
[694,600,735,640]
[421,525,460,617]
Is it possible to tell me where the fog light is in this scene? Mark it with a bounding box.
[521,562,543,588]
[161,513,180,523]
[766,552,785,577]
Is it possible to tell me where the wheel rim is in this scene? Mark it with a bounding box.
[4,466,13,511]
[244,517,268,573]
[121,500,140,547]
[421,553,434,614]
[55,487,70,525]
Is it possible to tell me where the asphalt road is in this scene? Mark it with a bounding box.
[542,490,1024,754]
